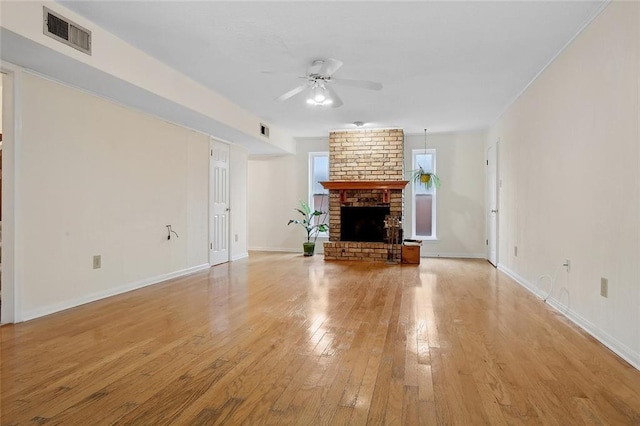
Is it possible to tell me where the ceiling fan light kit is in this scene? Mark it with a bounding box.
[306,98,333,106]
[275,58,382,108]
[313,85,326,102]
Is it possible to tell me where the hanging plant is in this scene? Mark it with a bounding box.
[408,129,441,189]
[411,166,441,189]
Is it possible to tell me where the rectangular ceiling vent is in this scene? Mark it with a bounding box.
[260,123,270,138]
[43,7,92,55]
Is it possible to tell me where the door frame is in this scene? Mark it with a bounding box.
[1,62,23,323]
[486,140,499,267]
[208,137,231,266]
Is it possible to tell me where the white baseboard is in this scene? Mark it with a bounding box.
[22,263,211,322]
[497,263,546,299]
[231,252,249,261]
[248,246,300,253]
[422,252,487,259]
[543,298,640,371]
[498,264,640,371]
[248,246,327,255]
[247,248,483,259]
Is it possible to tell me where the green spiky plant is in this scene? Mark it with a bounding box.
[410,166,441,189]
[288,200,329,256]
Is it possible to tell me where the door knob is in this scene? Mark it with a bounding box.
[491,209,498,213]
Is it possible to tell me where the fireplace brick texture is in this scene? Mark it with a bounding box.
[325,128,405,262]
[329,129,404,181]
[324,242,394,262]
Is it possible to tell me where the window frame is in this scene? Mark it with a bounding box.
[411,148,437,240]
[309,152,330,238]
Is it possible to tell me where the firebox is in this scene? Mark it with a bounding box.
[340,206,390,242]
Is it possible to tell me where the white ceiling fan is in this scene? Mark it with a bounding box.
[275,58,383,108]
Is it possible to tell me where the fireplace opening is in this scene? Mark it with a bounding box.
[341,206,391,242]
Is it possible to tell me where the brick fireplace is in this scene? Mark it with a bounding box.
[321,128,407,262]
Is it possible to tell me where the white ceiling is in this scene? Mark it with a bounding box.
[59,1,606,139]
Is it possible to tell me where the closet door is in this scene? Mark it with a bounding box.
[210,139,230,266]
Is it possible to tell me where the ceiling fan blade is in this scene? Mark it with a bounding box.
[332,78,383,91]
[307,60,324,76]
[261,70,307,79]
[318,58,343,76]
[325,86,343,108]
[275,84,308,102]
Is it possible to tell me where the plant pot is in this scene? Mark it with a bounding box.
[303,242,316,256]
[420,174,431,184]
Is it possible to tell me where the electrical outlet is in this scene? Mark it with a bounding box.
[93,255,101,269]
[600,278,608,298]
[235,234,238,242]
[514,246,518,256]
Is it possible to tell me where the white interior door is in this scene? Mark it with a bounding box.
[210,139,230,266]
[487,143,498,266]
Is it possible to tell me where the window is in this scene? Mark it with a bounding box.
[412,149,437,239]
[309,152,330,235]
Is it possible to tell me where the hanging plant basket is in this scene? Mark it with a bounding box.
[410,168,440,189]
[407,129,441,190]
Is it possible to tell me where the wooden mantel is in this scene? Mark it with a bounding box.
[320,180,409,203]
[319,180,409,190]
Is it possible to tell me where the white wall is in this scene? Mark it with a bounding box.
[0,80,3,132]
[249,134,485,258]
[1,69,16,324]
[230,144,248,260]
[488,2,640,368]
[19,73,211,319]
[404,131,486,258]
[248,137,329,253]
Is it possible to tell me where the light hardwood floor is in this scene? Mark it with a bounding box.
[2,252,640,425]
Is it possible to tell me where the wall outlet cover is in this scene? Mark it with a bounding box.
[600,277,608,298]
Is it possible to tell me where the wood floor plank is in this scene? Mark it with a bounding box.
[2,253,640,424]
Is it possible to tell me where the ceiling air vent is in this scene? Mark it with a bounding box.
[260,124,270,138]
[43,7,92,55]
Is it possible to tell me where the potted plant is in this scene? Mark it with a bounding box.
[409,128,441,190]
[410,166,441,189]
[288,200,329,256]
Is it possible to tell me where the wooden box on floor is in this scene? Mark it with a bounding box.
[401,245,420,264]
